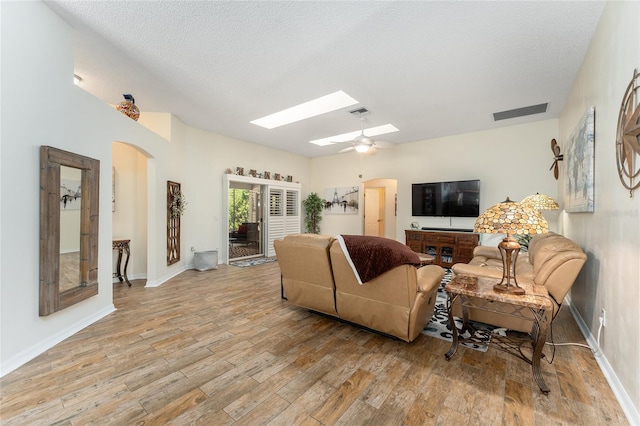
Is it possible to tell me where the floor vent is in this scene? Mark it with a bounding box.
[493,103,548,121]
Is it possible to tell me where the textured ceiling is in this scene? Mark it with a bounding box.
[44,1,605,158]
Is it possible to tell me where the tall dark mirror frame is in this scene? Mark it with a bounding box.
[40,146,100,316]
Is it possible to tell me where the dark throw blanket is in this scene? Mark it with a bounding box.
[337,235,420,284]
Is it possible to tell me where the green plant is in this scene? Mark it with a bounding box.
[302,192,323,234]
[228,188,250,231]
[514,233,532,251]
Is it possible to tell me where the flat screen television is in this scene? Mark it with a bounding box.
[412,180,480,217]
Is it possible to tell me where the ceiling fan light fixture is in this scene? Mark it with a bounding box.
[355,134,372,144]
[355,143,371,153]
[309,123,399,146]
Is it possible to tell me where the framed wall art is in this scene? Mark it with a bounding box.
[564,106,595,212]
[324,186,359,215]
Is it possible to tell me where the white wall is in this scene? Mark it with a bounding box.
[0,1,172,374]
[181,126,311,267]
[310,119,560,241]
[558,1,639,422]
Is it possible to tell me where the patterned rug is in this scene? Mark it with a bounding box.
[229,245,260,259]
[422,269,498,352]
[231,257,277,268]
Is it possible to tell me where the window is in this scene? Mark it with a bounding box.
[286,190,298,216]
[270,189,283,216]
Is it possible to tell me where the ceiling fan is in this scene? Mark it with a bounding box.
[333,118,396,154]
[550,138,563,179]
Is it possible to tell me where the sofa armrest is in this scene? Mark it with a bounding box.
[473,245,502,259]
[416,265,445,294]
[451,263,504,280]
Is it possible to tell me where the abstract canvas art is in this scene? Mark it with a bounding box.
[565,106,595,212]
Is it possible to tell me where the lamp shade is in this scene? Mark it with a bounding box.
[474,197,548,235]
[521,193,559,211]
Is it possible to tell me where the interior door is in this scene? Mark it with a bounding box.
[364,187,385,236]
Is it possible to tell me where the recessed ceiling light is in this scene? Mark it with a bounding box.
[250,90,358,129]
[73,74,82,85]
[309,124,400,146]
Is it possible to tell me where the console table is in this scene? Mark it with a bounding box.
[112,239,132,287]
[444,274,553,393]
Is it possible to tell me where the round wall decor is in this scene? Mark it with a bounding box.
[616,69,640,197]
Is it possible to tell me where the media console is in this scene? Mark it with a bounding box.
[405,229,479,268]
[421,227,474,233]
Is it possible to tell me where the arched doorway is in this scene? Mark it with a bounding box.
[112,142,155,285]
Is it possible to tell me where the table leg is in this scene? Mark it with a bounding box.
[445,293,459,360]
[531,309,550,394]
[116,248,124,283]
[122,243,132,287]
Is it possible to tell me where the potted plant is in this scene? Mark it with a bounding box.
[302,192,323,234]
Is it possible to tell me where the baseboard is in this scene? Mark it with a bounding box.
[145,265,187,288]
[565,296,639,425]
[112,273,147,284]
[0,304,116,378]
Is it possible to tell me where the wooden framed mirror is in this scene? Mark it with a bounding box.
[40,146,100,316]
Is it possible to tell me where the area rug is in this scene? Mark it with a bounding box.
[231,257,277,268]
[422,269,499,352]
[229,245,260,259]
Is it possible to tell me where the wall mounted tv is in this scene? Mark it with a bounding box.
[412,180,480,217]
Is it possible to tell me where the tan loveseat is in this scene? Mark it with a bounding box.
[274,234,445,342]
[451,232,587,332]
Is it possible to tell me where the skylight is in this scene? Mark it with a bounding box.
[309,124,400,146]
[250,90,359,129]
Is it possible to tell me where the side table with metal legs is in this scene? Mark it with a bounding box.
[444,274,553,394]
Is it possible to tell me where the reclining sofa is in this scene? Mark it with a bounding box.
[451,232,587,332]
[274,234,445,342]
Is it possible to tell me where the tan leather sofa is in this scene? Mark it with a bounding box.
[274,234,445,342]
[451,232,587,332]
[273,234,338,317]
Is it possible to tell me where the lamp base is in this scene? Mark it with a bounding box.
[495,235,526,295]
[493,283,526,295]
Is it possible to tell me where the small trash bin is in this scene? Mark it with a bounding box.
[193,250,218,271]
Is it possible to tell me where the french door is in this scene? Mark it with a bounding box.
[224,174,300,262]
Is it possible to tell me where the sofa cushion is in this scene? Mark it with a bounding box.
[529,233,582,277]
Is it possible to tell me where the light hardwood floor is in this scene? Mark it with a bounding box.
[0,261,628,425]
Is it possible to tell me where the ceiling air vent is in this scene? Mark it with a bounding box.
[493,103,548,121]
[349,107,370,117]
